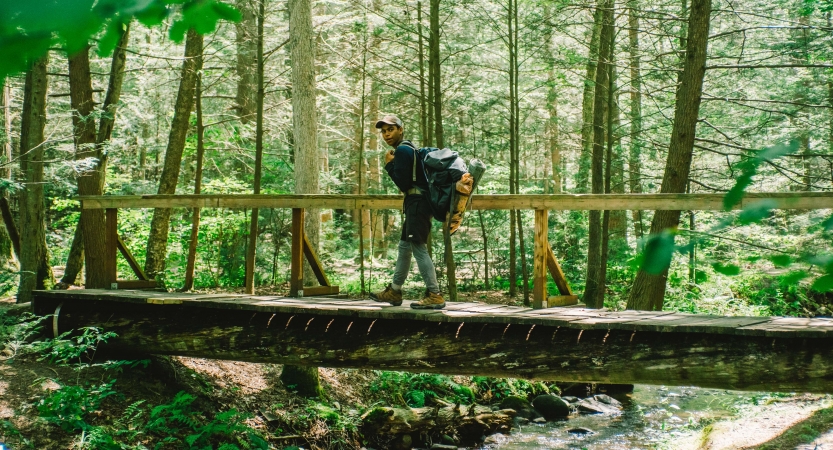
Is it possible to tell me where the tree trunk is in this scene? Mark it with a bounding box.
[236,0,258,124]
[608,65,628,254]
[577,5,605,193]
[584,0,614,309]
[287,0,322,396]
[626,0,711,311]
[183,53,206,292]
[144,29,203,281]
[368,89,385,257]
[0,80,16,268]
[61,24,130,288]
[430,0,443,148]
[508,0,517,298]
[628,0,645,241]
[18,55,54,303]
[68,47,108,289]
[244,0,265,294]
[418,2,428,144]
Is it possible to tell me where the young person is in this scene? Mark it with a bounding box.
[370,115,445,309]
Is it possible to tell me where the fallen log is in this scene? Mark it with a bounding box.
[361,403,514,448]
[43,299,833,393]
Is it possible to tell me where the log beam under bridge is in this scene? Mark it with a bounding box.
[33,290,833,394]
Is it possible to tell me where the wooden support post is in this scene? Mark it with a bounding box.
[546,245,573,296]
[105,208,118,289]
[245,207,259,295]
[303,234,331,287]
[290,208,304,297]
[533,209,548,309]
[117,235,149,281]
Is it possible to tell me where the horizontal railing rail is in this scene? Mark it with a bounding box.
[77,192,833,211]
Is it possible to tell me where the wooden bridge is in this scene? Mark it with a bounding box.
[32,288,833,393]
[33,192,833,393]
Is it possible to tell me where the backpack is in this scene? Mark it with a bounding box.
[417,147,469,222]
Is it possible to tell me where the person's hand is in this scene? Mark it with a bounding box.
[384,149,395,165]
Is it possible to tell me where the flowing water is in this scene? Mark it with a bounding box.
[479,385,767,450]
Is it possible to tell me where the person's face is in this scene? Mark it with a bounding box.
[380,123,403,147]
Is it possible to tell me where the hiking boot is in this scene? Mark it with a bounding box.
[370,284,403,306]
[410,291,445,310]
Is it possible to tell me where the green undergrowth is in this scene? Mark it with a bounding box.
[368,371,557,408]
[0,308,269,449]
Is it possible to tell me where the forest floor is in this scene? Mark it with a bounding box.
[2,290,833,449]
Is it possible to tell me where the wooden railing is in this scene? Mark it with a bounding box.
[79,192,833,309]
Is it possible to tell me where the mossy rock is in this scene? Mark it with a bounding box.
[498,395,540,420]
[532,394,570,420]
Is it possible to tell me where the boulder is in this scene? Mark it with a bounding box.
[532,417,547,424]
[561,396,579,403]
[567,427,595,435]
[593,394,622,407]
[499,395,541,420]
[531,394,571,420]
[576,397,621,415]
[483,433,508,445]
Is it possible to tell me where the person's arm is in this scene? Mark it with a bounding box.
[385,145,415,193]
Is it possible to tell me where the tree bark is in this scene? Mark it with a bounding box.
[68,47,107,288]
[235,0,258,124]
[0,80,16,268]
[287,0,322,397]
[48,300,833,394]
[60,23,130,288]
[626,0,711,311]
[183,54,206,292]
[418,2,429,144]
[628,0,645,241]
[18,55,54,303]
[244,0,265,294]
[144,29,203,281]
[584,0,614,309]
[577,5,605,194]
[429,0,443,148]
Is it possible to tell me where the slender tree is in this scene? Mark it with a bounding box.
[18,54,53,303]
[183,44,207,292]
[584,0,614,309]
[626,0,712,311]
[0,80,16,267]
[236,0,258,123]
[144,29,203,281]
[628,0,644,240]
[281,0,322,398]
[577,5,605,193]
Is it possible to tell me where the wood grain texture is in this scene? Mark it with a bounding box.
[34,293,833,393]
[77,192,833,211]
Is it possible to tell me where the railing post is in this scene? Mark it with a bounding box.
[290,208,305,297]
[244,207,259,295]
[533,209,548,309]
[105,208,118,289]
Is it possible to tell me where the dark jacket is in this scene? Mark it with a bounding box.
[384,140,429,194]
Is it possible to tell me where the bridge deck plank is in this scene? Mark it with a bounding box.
[31,290,833,338]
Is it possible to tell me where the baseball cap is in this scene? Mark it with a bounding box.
[375,114,403,129]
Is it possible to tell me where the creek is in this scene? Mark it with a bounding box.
[477,385,768,450]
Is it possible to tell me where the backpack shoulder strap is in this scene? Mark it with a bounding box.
[400,140,418,182]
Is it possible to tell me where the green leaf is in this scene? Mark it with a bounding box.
[712,263,741,276]
[811,275,833,293]
[723,172,754,210]
[212,2,241,22]
[769,255,792,268]
[823,215,833,232]
[694,270,709,283]
[95,18,127,57]
[780,270,808,285]
[738,200,776,225]
[639,230,676,275]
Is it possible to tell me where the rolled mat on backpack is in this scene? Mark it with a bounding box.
[448,173,474,235]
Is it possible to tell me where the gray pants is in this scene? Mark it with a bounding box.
[392,239,440,294]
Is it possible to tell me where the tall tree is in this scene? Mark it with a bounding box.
[281,0,322,398]
[584,0,614,309]
[18,54,53,303]
[61,24,130,287]
[626,0,712,311]
[244,0,266,294]
[236,0,258,123]
[577,5,605,193]
[0,80,16,267]
[144,29,203,281]
[628,0,645,240]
